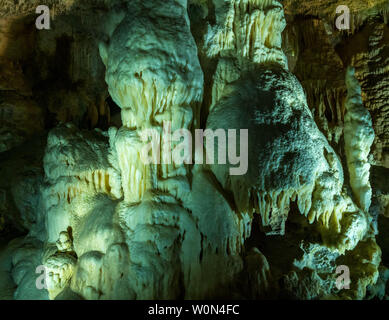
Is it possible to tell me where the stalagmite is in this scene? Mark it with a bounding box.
[344,67,375,213]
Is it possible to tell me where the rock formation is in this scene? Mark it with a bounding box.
[0,0,388,300]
